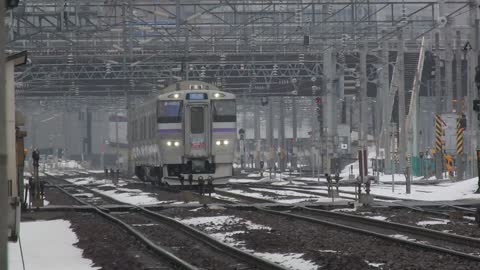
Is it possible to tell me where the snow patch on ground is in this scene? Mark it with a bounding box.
[365,260,385,268]
[250,188,315,197]
[341,177,480,201]
[368,216,388,221]
[210,193,240,202]
[318,249,337,253]
[179,215,271,232]
[132,224,160,227]
[331,207,357,212]
[390,234,417,241]
[181,213,319,270]
[228,178,258,183]
[417,219,450,226]
[254,252,318,270]
[91,188,162,205]
[222,189,273,200]
[68,177,97,185]
[271,180,307,186]
[73,193,94,198]
[210,231,246,245]
[8,220,98,270]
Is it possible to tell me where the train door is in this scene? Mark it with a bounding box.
[185,105,210,160]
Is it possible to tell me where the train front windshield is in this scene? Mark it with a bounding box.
[212,100,236,122]
[157,101,183,123]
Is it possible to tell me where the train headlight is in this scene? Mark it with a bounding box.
[166,141,172,146]
[174,141,180,147]
[223,140,229,145]
[216,140,221,146]
[213,92,225,98]
[173,93,180,99]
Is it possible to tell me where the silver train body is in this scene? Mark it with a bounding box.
[129,81,236,185]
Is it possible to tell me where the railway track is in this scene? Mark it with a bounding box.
[45,174,286,270]
[258,206,480,262]
[237,183,479,217]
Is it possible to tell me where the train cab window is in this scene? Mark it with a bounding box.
[157,101,183,123]
[212,100,236,122]
[190,107,204,134]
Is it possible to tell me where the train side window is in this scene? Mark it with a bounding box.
[190,107,204,134]
[157,101,183,123]
[212,100,236,122]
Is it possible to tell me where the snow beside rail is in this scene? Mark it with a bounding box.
[8,220,99,270]
[341,177,480,201]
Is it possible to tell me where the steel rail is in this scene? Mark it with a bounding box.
[233,183,355,201]
[46,174,287,270]
[300,206,480,247]
[232,183,477,222]
[258,207,480,262]
[50,183,199,270]
[214,188,277,204]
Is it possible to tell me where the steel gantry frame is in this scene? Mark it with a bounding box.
[8,0,470,102]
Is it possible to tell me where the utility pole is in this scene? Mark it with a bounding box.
[324,47,337,174]
[468,1,479,179]
[455,31,465,180]
[359,41,368,178]
[123,0,132,174]
[253,102,260,169]
[381,31,392,174]
[441,0,454,113]
[115,111,119,167]
[0,1,8,267]
[278,97,286,172]
[267,97,274,174]
[435,32,444,180]
[398,28,406,176]
[291,97,298,169]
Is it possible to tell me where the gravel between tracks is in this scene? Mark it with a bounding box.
[159,206,480,270]
[111,211,253,269]
[44,186,84,205]
[347,207,480,238]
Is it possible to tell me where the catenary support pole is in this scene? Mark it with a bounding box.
[359,41,368,177]
[441,0,454,112]
[267,97,274,173]
[468,4,479,178]
[435,32,444,180]
[381,33,391,173]
[455,31,465,180]
[278,97,286,172]
[291,97,298,169]
[254,102,260,169]
[398,28,407,175]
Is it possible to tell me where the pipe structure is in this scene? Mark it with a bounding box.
[0,4,8,268]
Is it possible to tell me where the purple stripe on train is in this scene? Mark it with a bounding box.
[213,128,236,133]
[158,129,182,134]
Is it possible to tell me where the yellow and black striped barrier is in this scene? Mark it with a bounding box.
[456,116,464,156]
[434,113,445,153]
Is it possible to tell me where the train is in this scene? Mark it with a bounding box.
[129,81,237,185]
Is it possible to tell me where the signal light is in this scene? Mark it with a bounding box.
[6,0,19,9]
[474,100,480,112]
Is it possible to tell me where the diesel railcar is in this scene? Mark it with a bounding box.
[129,81,236,185]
